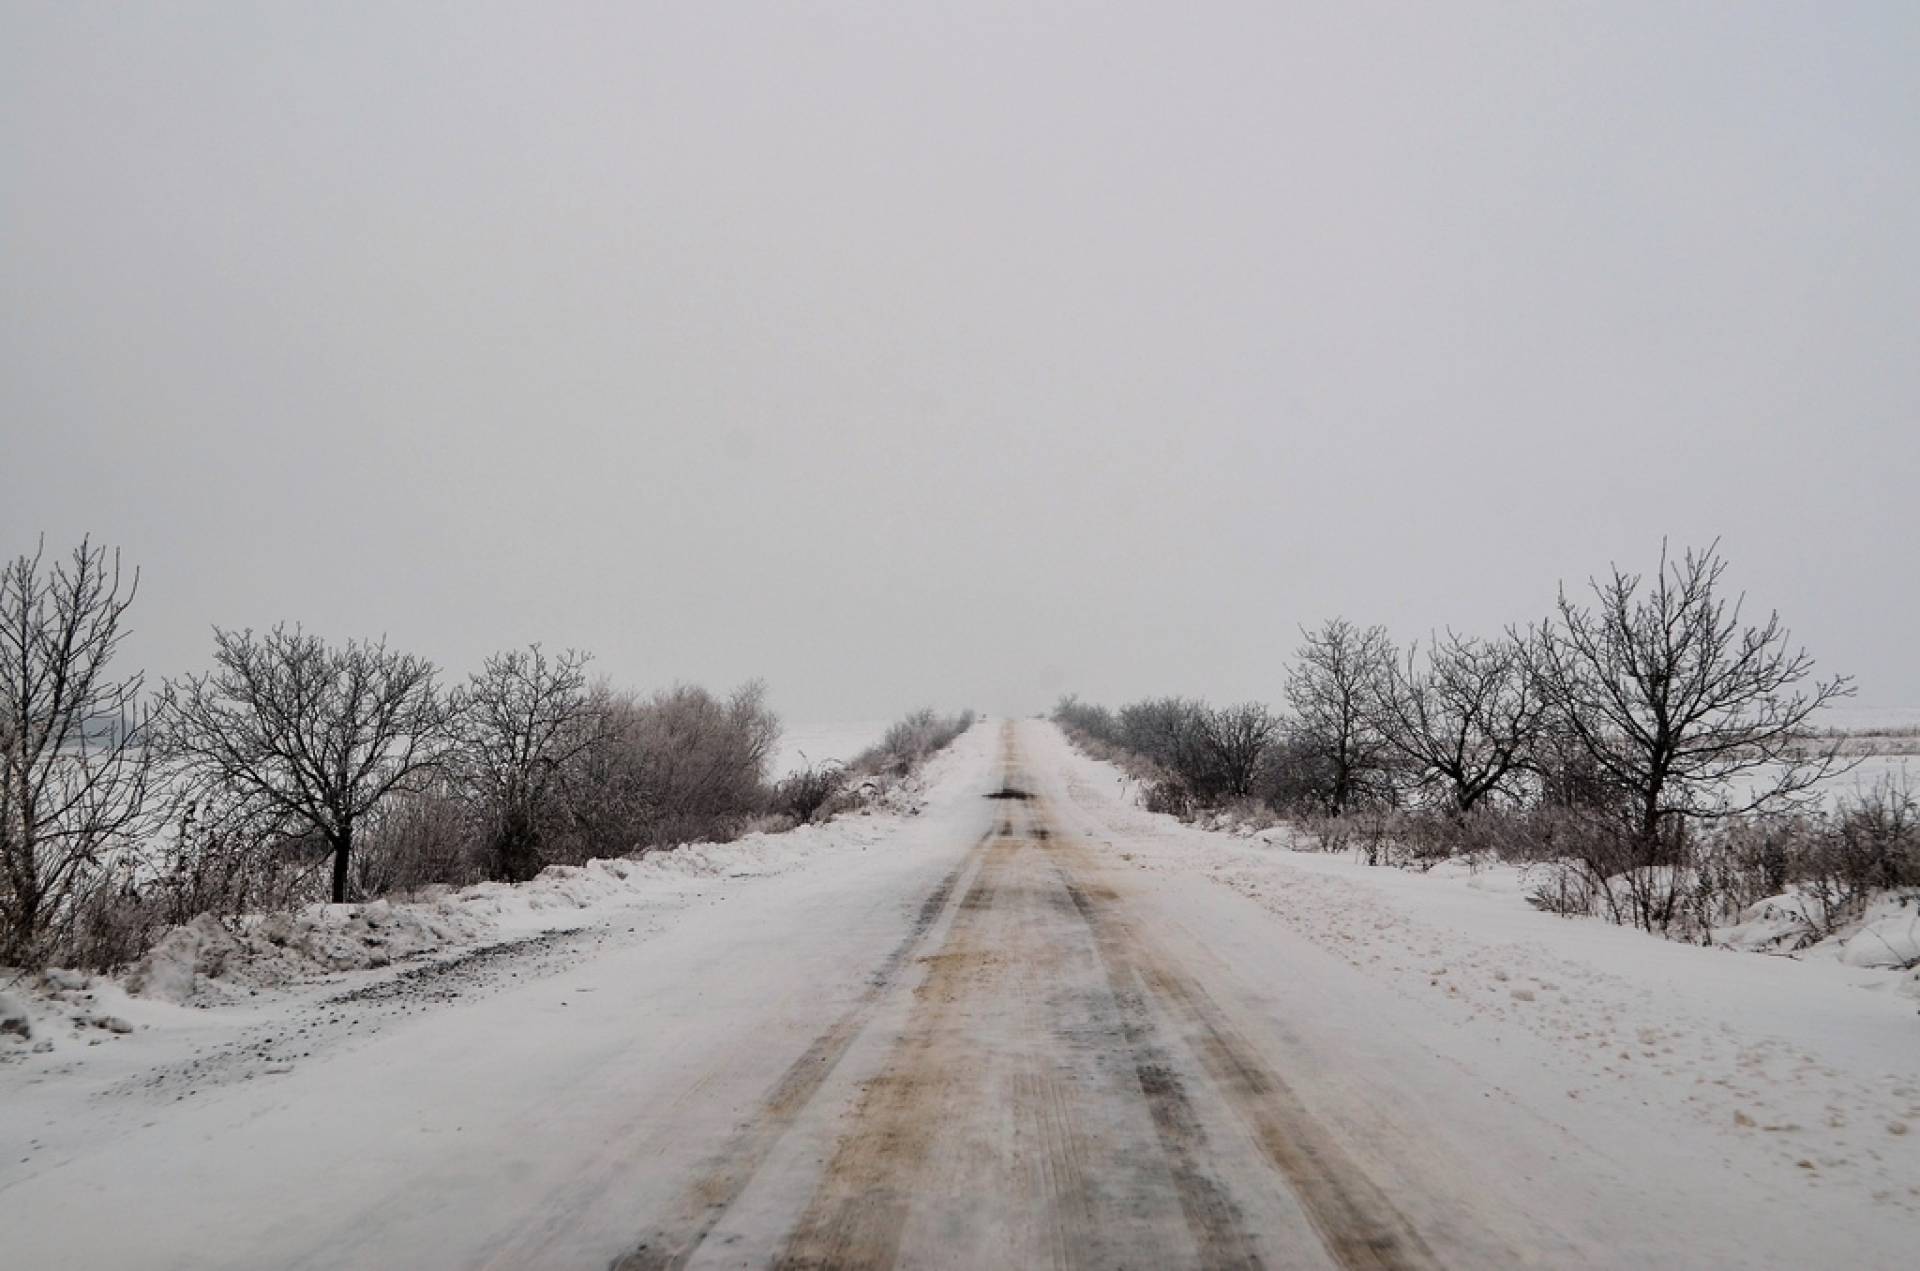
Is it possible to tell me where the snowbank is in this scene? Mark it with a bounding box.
[123,854,738,1003]
[111,757,959,1007]
[1840,900,1920,970]
[0,990,30,1041]
[124,901,490,1004]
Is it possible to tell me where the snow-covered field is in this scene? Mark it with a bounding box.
[1,719,1913,1269]
[1814,703,1920,734]
[771,719,890,776]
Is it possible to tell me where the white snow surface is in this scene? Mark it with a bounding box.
[1031,724,1918,1254]
[0,719,1914,1269]
[1815,703,1920,733]
[770,718,890,776]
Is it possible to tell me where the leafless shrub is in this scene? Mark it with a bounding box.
[1052,695,1118,746]
[1526,862,1601,918]
[1474,807,1673,929]
[556,680,781,854]
[1113,698,1206,778]
[1249,730,1335,816]
[1142,779,1195,817]
[853,708,975,777]
[1058,696,1278,809]
[1290,813,1348,854]
[58,794,324,971]
[1527,716,1625,815]
[1293,809,1395,865]
[775,760,849,824]
[1796,775,1919,934]
[352,784,476,895]
[1713,816,1807,913]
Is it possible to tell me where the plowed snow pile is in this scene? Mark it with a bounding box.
[3,755,952,1045]
[120,809,933,1005]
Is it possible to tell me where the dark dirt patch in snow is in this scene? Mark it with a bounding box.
[108,925,617,1104]
[328,929,583,1006]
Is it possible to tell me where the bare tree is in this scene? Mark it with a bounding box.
[1194,703,1281,800]
[1376,631,1547,813]
[0,538,152,964]
[1531,542,1854,857]
[1285,618,1396,815]
[159,626,453,904]
[453,645,598,881]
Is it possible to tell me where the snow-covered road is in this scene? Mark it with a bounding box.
[2,720,1913,1268]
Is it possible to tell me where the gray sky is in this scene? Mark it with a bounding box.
[5,2,1917,721]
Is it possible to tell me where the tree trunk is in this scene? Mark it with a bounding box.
[493,805,543,883]
[1639,785,1664,867]
[4,885,39,966]
[330,826,352,904]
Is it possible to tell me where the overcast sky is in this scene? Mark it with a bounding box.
[4,3,1916,722]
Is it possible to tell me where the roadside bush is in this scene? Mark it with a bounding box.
[1252,731,1342,816]
[1059,696,1284,809]
[1293,810,1394,866]
[775,761,850,824]
[1795,776,1919,935]
[352,785,479,895]
[1052,700,1174,790]
[53,795,327,972]
[1142,779,1195,817]
[450,645,599,883]
[555,680,782,854]
[1052,695,1118,747]
[853,708,975,776]
[1110,698,1197,773]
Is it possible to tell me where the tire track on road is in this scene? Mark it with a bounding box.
[779,794,1256,1270]
[1058,871,1269,1270]
[1052,830,1443,1271]
[609,832,990,1271]
[773,835,1020,1269]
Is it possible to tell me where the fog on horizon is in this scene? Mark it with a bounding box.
[4,3,1916,723]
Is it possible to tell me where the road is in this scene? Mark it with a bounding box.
[2,720,1910,1269]
[622,725,1445,1270]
